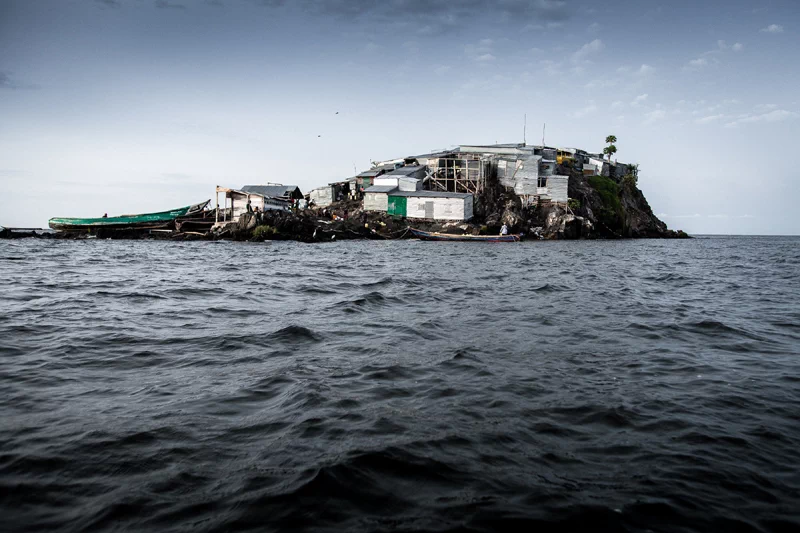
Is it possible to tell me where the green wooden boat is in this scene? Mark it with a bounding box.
[48,200,209,232]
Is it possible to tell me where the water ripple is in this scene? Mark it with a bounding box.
[1,236,800,532]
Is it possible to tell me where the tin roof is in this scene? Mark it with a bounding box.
[364,185,398,193]
[384,165,425,176]
[357,169,384,178]
[241,185,303,199]
[389,190,473,199]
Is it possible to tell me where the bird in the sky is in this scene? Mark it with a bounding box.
[335,111,339,114]
[318,135,321,137]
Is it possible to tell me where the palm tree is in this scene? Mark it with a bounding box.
[604,135,617,161]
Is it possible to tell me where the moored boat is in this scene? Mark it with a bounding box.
[48,200,210,232]
[409,228,521,242]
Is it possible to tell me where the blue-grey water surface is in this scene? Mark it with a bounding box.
[1,236,799,532]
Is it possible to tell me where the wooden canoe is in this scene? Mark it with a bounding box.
[410,228,521,242]
[48,200,210,231]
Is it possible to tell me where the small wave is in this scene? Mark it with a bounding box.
[296,285,338,295]
[336,291,404,313]
[265,325,323,343]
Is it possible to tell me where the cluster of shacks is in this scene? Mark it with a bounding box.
[216,143,632,225]
[320,143,630,222]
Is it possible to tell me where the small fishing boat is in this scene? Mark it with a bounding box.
[409,228,521,242]
[48,200,210,232]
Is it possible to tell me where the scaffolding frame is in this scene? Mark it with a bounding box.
[426,156,485,194]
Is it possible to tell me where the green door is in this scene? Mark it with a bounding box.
[387,195,406,217]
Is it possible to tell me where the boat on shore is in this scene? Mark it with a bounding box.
[410,228,521,242]
[48,201,210,232]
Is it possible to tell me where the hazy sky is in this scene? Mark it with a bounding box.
[2,0,798,234]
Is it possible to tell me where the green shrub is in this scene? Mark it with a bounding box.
[588,175,624,231]
[252,225,277,239]
[622,173,638,190]
[568,198,581,210]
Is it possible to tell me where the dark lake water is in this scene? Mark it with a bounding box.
[1,236,799,532]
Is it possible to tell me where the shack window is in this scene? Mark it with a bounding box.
[538,176,548,188]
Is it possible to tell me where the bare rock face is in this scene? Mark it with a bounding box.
[237,212,258,233]
[542,209,593,239]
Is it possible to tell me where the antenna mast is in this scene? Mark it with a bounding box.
[542,123,546,146]
[523,114,527,145]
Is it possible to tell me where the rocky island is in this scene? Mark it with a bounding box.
[3,137,687,241]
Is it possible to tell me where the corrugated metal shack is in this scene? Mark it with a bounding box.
[214,186,288,225]
[363,185,397,212]
[307,181,351,207]
[355,166,392,189]
[308,186,333,207]
[374,165,425,191]
[387,191,473,221]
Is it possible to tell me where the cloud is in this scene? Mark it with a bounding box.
[571,39,604,63]
[685,40,744,71]
[611,100,625,109]
[725,109,799,128]
[271,0,569,25]
[695,114,725,124]
[685,57,709,70]
[636,64,655,76]
[585,78,617,89]
[155,0,187,8]
[760,24,784,34]
[717,40,744,52]
[588,22,600,33]
[631,93,648,107]
[539,59,562,76]
[402,40,420,53]
[0,71,37,90]
[644,109,666,124]
[95,0,120,6]
[569,102,597,119]
[465,38,495,62]
[0,72,14,89]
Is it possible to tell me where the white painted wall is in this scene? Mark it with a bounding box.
[364,191,389,211]
[401,195,473,221]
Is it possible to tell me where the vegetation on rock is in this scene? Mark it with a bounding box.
[588,175,623,231]
[252,225,277,239]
